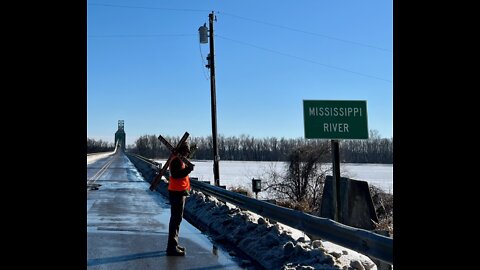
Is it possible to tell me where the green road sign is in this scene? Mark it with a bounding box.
[303,100,368,139]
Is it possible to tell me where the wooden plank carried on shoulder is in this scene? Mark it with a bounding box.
[149,132,191,191]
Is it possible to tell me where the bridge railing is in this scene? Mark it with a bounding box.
[126,153,393,265]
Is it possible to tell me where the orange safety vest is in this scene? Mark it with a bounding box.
[168,156,191,191]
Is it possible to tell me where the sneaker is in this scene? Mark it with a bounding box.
[166,247,185,256]
[177,245,185,252]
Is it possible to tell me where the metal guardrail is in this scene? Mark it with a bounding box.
[127,153,161,170]
[190,179,393,264]
[125,153,393,264]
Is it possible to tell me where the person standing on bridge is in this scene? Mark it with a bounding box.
[166,141,194,256]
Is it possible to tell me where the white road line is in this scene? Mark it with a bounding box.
[87,155,116,187]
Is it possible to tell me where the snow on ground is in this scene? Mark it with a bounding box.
[184,190,378,270]
[87,151,115,165]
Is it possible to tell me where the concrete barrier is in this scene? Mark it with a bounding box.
[320,176,378,230]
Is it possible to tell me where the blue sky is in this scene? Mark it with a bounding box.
[87,0,392,145]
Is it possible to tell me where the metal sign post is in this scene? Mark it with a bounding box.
[331,139,341,222]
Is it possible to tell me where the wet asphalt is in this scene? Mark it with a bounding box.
[87,151,246,269]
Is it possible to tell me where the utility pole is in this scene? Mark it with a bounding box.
[199,12,220,186]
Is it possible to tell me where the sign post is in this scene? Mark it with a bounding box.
[303,100,368,222]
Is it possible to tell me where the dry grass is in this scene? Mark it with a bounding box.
[369,185,393,237]
[229,186,254,197]
[276,199,315,213]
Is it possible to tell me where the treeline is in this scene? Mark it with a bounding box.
[87,138,115,153]
[340,138,393,163]
[339,129,393,163]
[129,130,393,164]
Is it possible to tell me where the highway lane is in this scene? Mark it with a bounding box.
[87,151,246,269]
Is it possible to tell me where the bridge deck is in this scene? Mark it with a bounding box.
[87,151,245,269]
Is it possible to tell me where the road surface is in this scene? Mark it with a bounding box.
[87,151,247,269]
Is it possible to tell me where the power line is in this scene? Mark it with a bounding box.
[88,3,210,12]
[216,35,392,83]
[220,12,392,53]
[88,34,194,38]
[88,4,391,82]
[89,3,390,53]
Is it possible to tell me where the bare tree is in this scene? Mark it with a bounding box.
[264,142,331,212]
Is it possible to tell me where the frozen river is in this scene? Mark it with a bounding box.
[154,160,393,197]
